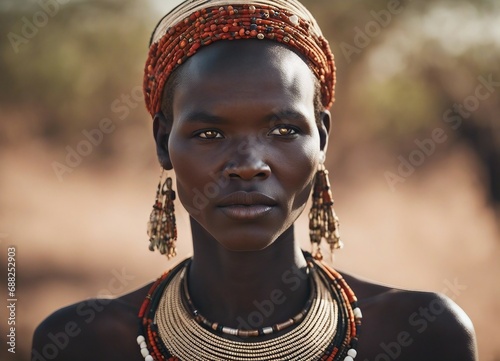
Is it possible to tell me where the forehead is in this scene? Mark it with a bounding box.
[171,40,317,119]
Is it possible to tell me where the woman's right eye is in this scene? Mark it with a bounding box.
[195,130,224,139]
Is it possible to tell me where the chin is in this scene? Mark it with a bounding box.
[220,240,273,253]
[218,236,275,253]
[212,229,278,253]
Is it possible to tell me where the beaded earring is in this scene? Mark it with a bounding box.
[309,154,343,261]
[147,169,177,259]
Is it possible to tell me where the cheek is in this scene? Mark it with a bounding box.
[168,134,227,216]
[168,136,204,210]
[289,167,316,212]
[277,139,320,208]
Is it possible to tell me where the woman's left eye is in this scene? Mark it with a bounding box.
[269,126,299,136]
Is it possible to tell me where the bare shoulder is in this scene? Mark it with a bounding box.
[341,271,478,361]
[32,283,153,361]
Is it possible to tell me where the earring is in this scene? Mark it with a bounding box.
[309,158,343,261]
[147,169,177,259]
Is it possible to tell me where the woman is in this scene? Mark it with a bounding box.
[32,0,478,360]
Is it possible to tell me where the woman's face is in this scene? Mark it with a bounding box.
[160,40,329,252]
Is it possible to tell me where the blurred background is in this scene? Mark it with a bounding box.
[0,0,499,360]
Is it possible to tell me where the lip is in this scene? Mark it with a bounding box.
[217,192,277,220]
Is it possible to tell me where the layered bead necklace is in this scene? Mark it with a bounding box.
[138,256,361,360]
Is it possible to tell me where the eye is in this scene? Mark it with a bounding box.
[196,130,224,139]
[269,125,299,136]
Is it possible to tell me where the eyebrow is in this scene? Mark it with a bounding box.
[268,110,310,123]
[179,111,227,124]
[179,109,311,125]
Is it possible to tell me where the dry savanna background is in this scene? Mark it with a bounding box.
[0,0,499,360]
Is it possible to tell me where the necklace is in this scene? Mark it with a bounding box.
[138,256,362,361]
[179,261,316,338]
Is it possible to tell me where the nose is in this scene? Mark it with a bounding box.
[222,142,271,181]
[223,160,271,180]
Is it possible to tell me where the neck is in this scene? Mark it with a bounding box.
[188,219,309,330]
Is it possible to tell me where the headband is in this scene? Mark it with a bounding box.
[144,0,336,117]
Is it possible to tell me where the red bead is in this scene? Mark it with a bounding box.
[145,3,337,116]
[190,42,201,52]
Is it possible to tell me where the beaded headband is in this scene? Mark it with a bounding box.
[144,0,336,117]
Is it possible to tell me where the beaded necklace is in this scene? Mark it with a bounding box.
[138,255,362,361]
[180,261,317,338]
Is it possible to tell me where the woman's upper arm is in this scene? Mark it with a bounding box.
[408,292,478,361]
[32,299,141,361]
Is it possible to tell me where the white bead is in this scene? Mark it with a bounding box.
[136,335,146,345]
[353,307,363,319]
[145,356,154,361]
[319,151,326,164]
[262,327,273,335]
[141,348,150,357]
[348,349,358,357]
[344,357,354,361]
[222,327,238,336]
[140,341,148,349]
[289,14,300,26]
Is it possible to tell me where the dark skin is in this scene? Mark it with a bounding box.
[32,41,478,360]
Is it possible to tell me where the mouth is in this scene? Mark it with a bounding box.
[217,192,277,220]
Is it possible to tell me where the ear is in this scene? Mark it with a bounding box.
[318,109,331,153]
[153,112,173,170]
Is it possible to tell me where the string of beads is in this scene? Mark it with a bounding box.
[144,2,336,117]
[147,171,177,259]
[180,260,316,338]
[309,164,343,261]
[137,254,362,360]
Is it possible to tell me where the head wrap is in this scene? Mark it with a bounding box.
[144,0,336,117]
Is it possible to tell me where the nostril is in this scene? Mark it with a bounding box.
[223,160,271,181]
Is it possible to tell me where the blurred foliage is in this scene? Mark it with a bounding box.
[0,0,151,145]
[302,0,500,204]
[0,0,499,203]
